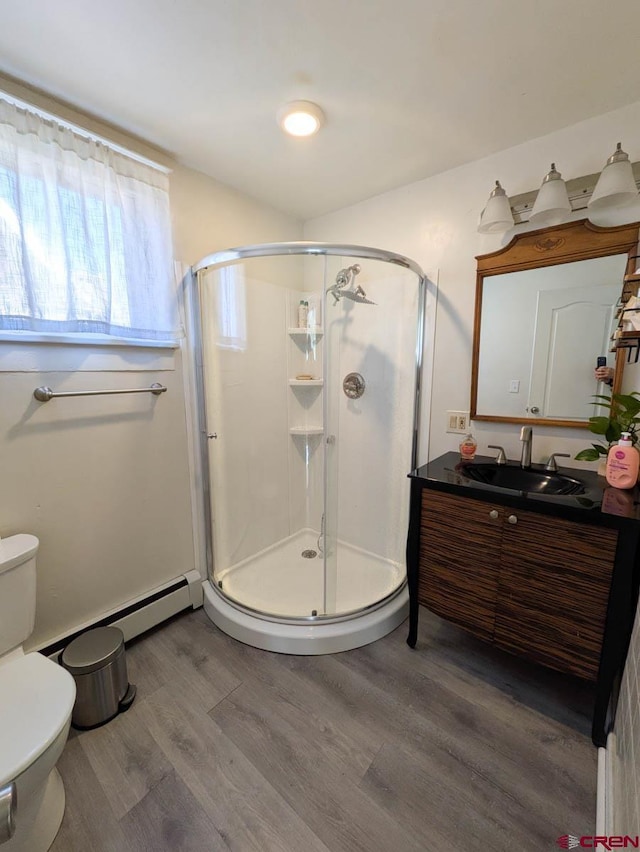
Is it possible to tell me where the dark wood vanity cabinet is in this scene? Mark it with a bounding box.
[416,489,618,681]
[407,454,640,747]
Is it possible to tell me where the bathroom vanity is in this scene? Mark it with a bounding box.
[406,452,640,746]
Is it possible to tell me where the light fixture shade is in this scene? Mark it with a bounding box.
[478,181,514,234]
[277,101,325,137]
[529,163,571,227]
[588,143,638,211]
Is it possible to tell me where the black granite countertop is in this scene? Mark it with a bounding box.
[410,452,640,526]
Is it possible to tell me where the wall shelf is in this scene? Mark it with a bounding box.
[615,330,640,363]
[287,293,324,448]
[617,330,640,345]
[288,327,323,338]
[614,255,640,362]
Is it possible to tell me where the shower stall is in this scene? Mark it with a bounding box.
[191,243,425,653]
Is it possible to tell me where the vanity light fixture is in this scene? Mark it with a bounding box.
[477,181,515,234]
[277,101,325,137]
[478,143,640,234]
[528,163,571,227]
[588,143,639,211]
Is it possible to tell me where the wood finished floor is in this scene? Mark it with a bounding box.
[51,607,597,852]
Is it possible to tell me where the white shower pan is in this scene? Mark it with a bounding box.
[203,530,409,654]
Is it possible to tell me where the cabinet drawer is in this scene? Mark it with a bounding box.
[418,490,503,640]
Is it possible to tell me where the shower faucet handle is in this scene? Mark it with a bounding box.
[343,372,366,399]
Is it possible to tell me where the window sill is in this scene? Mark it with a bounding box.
[0,331,180,349]
[0,335,180,372]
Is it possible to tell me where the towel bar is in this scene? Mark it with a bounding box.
[33,383,167,402]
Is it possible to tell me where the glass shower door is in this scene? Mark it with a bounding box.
[199,257,308,616]
[322,255,419,617]
[196,246,418,628]
[321,255,343,616]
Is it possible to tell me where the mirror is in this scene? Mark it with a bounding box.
[471,219,639,427]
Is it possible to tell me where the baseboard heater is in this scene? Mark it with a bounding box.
[37,570,203,659]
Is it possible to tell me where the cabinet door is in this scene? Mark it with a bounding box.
[418,490,503,640]
[494,509,618,680]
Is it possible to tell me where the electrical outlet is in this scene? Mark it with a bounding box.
[446,410,470,434]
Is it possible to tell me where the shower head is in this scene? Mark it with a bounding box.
[334,264,360,289]
[327,264,376,305]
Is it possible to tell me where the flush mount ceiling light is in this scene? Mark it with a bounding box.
[477,181,515,234]
[588,142,639,211]
[277,101,325,137]
[529,163,571,227]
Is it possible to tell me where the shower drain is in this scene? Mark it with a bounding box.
[301,549,317,558]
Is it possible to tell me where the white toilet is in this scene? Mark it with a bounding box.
[0,534,76,851]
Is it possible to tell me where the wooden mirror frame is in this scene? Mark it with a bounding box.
[471,219,640,428]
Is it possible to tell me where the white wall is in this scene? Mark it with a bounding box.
[0,345,195,647]
[0,77,301,648]
[305,99,640,468]
[170,165,301,266]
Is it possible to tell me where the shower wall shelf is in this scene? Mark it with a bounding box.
[287,291,324,443]
[287,327,323,337]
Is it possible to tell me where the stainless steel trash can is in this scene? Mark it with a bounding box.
[61,626,136,728]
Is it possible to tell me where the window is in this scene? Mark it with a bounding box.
[0,95,180,343]
[215,265,247,351]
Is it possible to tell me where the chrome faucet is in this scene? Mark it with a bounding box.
[520,426,532,469]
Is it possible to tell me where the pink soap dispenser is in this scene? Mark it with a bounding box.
[605,432,640,489]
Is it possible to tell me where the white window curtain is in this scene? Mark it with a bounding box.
[215,265,247,351]
[0,97,180,342]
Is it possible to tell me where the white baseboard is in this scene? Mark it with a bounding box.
[596,732,615,835]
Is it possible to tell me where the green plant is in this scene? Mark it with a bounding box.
[575,392,640,462]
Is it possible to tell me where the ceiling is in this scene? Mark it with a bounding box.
[1,0,640,220]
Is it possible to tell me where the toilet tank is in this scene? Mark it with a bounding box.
[0,534,39,656]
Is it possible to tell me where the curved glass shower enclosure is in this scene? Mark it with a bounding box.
[192,243,425,653]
